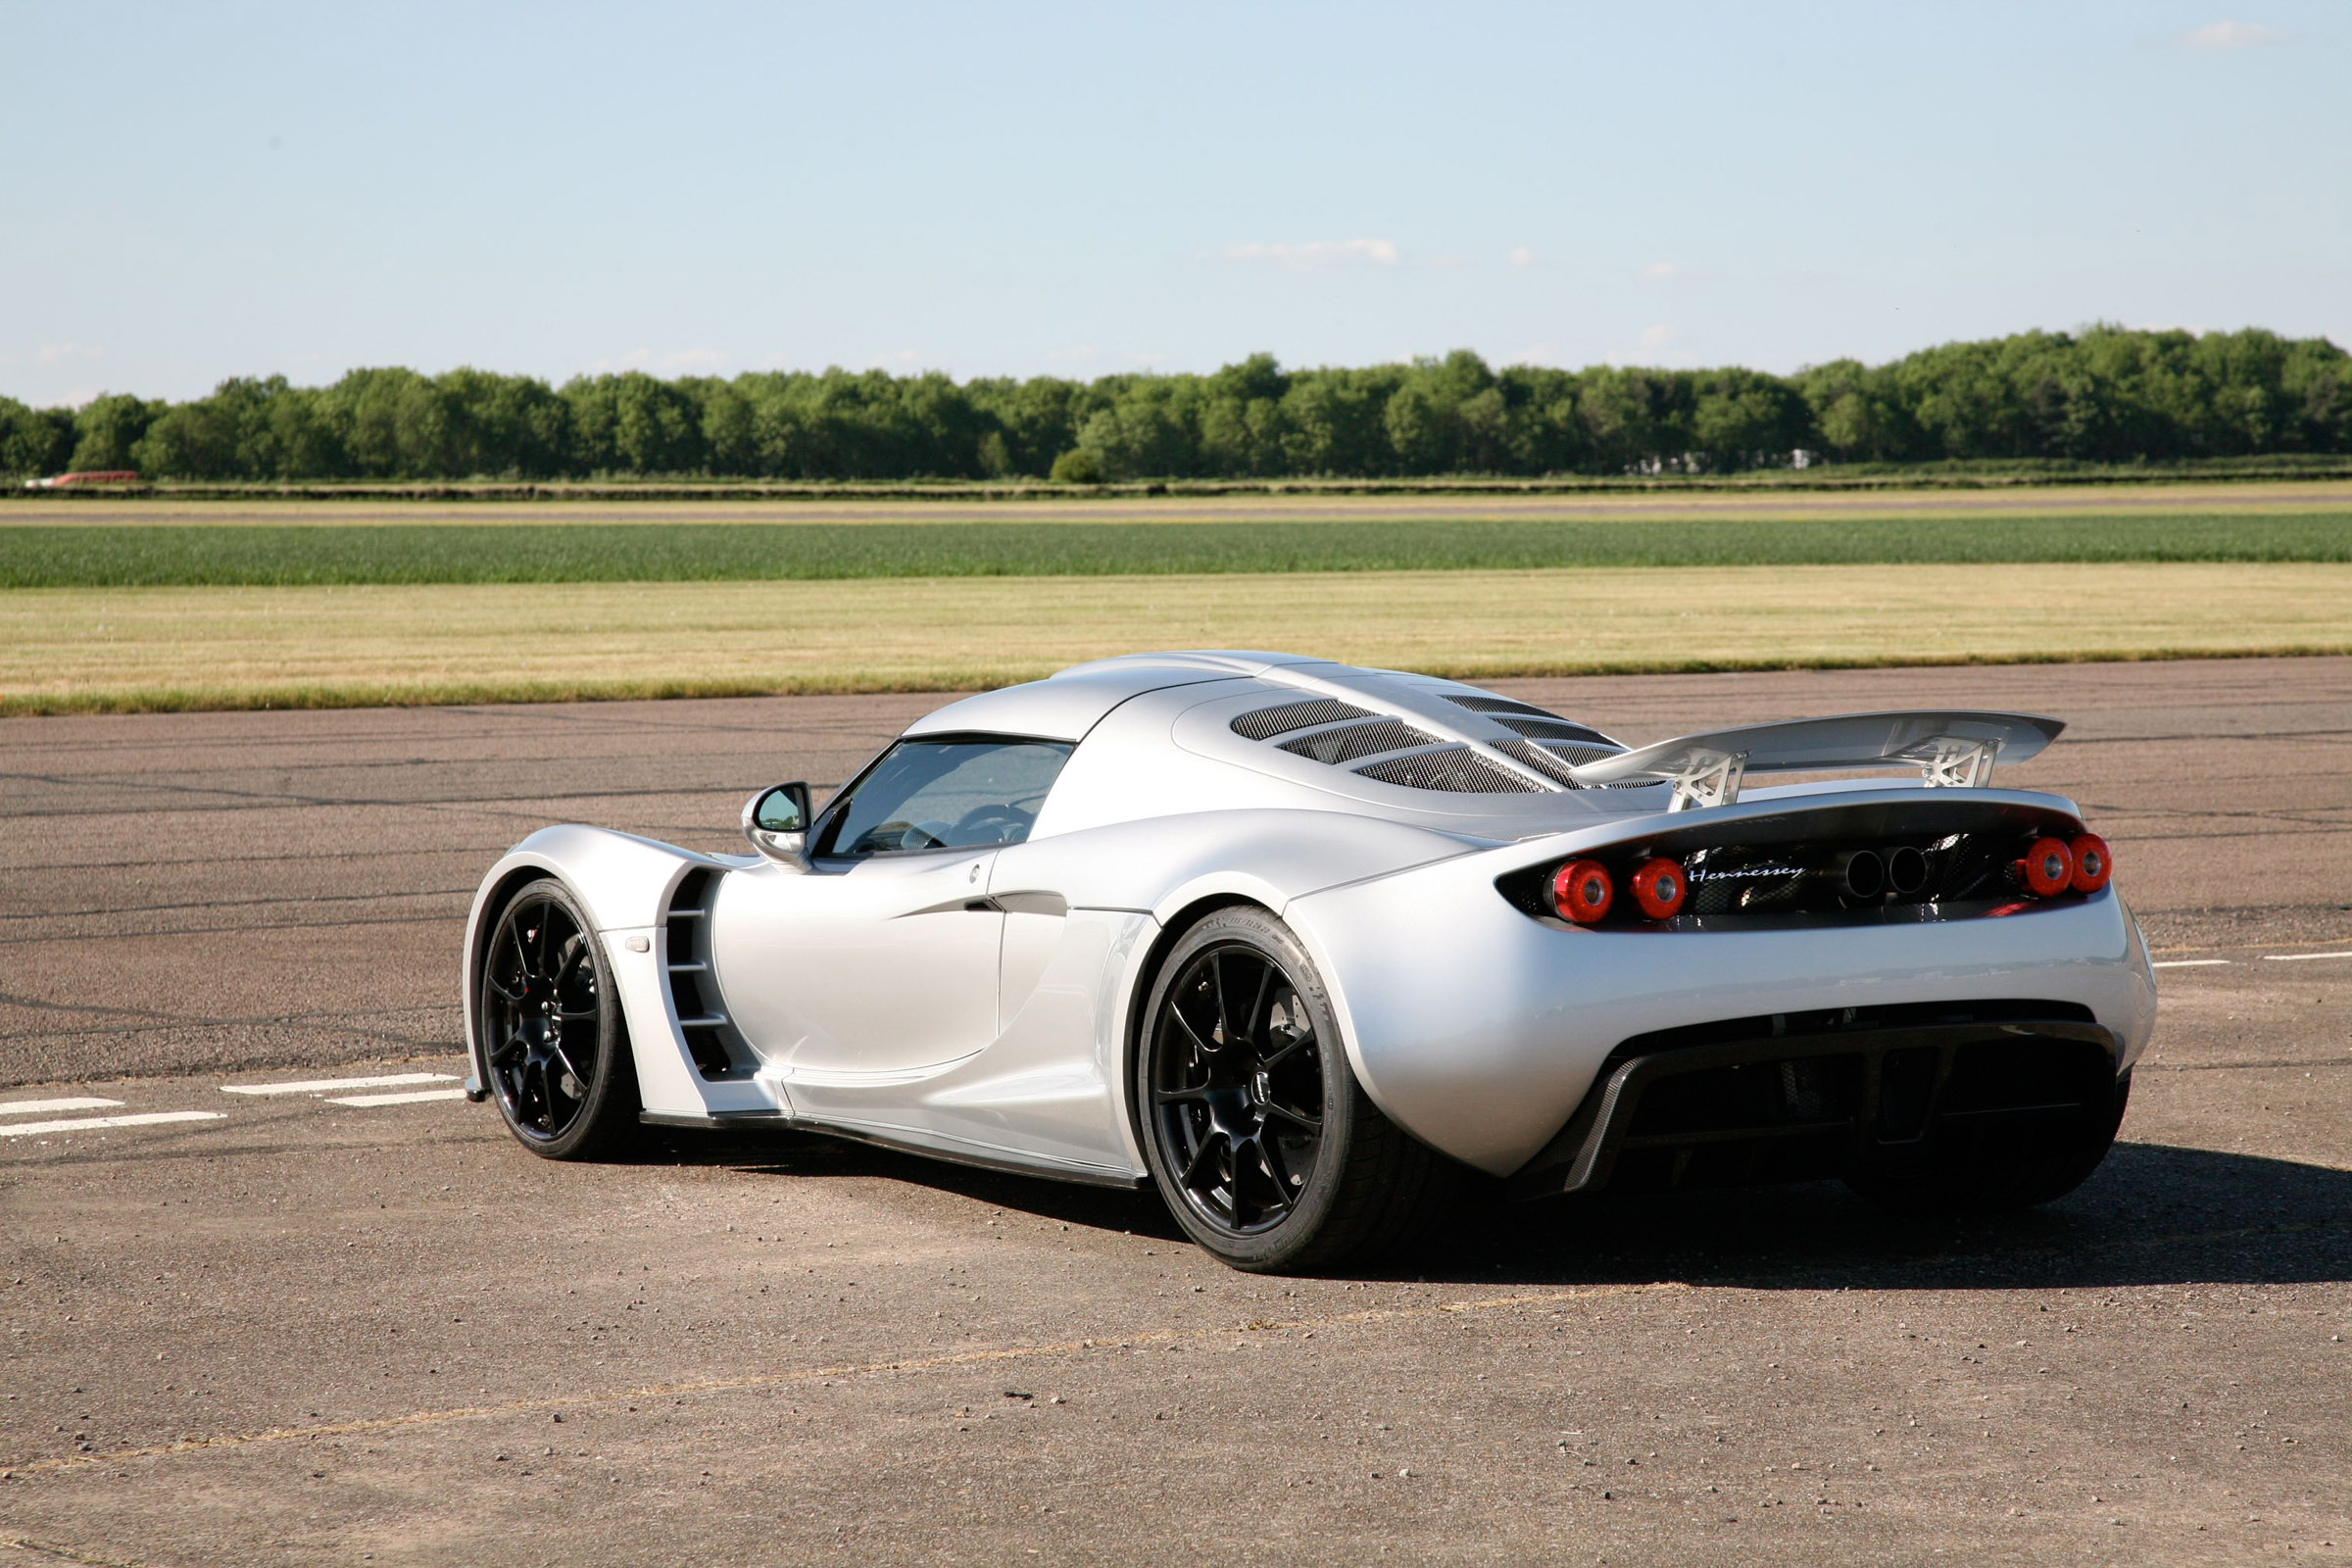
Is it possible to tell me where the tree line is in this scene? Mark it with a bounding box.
[4,325,2346,484]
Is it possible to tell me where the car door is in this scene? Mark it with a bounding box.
[711,734,1074,1078]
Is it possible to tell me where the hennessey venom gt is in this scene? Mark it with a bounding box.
[463,650,2155,1271]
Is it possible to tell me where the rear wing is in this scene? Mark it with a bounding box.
[1568,710,2065,811]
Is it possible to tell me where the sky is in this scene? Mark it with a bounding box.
[1,1,2345,406]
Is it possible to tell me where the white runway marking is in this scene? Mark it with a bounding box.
[323,1088,469,1108]
[0,1110,223,1138]
[2263,951,2352,963]
[220,1072,458,1097]
[2151,959,2230,969]
[0,1096,125,1116]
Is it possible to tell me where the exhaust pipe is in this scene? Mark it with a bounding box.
[1836,849,1886,901]
[1886,844,1929,898]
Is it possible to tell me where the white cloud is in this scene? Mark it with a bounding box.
[1641,261,1693,281]
[1507,246,1536,268]
[583,347,733,374]
[34,342,106,365]
[1222,238,1400,269]
[1640,323,1677,349]
[2180,20,2288,50]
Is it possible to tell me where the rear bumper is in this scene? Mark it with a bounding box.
[1286,855,2157,1177]
[1506,1011,2119,1199]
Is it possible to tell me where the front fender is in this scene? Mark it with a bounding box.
[461,825,743,1121]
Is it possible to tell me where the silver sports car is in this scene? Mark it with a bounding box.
[462,650,2155,1271]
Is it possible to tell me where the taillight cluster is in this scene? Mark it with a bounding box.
[1550,856,1688,925]
[2014,833,2112,899]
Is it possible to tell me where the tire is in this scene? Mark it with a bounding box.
[477,877,639,1159]
[1134,906,1457,1273]
[1848,1068,2131,1214]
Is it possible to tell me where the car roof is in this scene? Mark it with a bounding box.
[900,652,1644,817]
[901,652,1340,743]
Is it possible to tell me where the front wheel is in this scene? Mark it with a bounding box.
[478,877,638,1159]
[1135,906,1456,1273]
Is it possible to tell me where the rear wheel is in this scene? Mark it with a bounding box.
[1848,1068,2131,1213]
[1136,906,1456,1273]
[478,877,638,1159]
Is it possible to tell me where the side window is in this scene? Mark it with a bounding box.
[818,738,1075,858]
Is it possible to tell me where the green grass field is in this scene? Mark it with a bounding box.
[3,485,2346,714]
[3,510,2349,587]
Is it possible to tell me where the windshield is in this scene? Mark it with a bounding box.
[820,738,1075,857]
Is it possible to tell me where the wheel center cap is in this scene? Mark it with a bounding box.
[1203,1086,1256,1139]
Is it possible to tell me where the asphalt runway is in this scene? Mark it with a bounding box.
[4,657,2349,1564]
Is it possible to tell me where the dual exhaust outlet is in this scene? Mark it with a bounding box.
[1834,845,1929,902]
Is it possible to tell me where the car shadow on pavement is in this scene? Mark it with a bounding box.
[645,1131,2349,1290]
[639,1126,1191,1242]
[1403,1141,2352,1293]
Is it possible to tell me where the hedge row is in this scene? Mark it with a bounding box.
[5,326,2346,483]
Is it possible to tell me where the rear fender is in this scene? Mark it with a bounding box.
[1281,785,2151,1175]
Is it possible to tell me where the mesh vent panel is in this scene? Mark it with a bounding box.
[1231,698,1374,740]
[1279,718,1438,764]
[1535,740,1625,769]
[1494,713,1618,747]
[1355,747,1542,794]
[1443,693,1561,719]
[1492,739,1587,786]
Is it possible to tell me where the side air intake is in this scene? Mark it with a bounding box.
[662,868,751,1080]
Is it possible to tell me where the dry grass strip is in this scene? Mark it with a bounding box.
[4,563,2347,714]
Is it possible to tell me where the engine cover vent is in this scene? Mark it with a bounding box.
[1356,747,1542,794]
[1230,698,1375,740]
[1279,718,1439,765]
[1491,739,1588,786]
[1443,693,1560,719]
[1491,713,1619,748]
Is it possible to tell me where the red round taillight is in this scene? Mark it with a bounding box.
[1551,858,1614,925]
[1630,858,1688,920]
[2019,836,2075,898]
[2070,833,2112,894]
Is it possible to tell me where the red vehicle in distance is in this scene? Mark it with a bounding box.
[24,470,141,489]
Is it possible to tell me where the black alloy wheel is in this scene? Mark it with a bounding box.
[479,878,637,1158]
[1150,941,1328,1236]
[1137,906,1457,1272]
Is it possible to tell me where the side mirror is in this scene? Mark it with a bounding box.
[742,781,814,868]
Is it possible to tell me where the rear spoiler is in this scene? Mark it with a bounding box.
[1568,710,2065,811]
